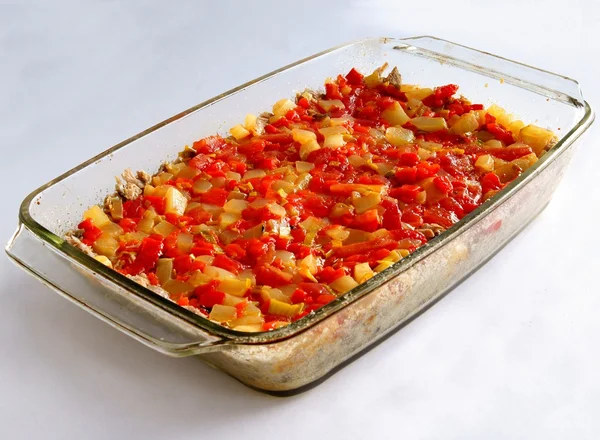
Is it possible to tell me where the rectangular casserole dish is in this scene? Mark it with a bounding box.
[6,36,594,394]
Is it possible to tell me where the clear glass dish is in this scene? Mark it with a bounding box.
[6,36,594,394]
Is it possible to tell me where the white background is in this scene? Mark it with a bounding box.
[1,1,599,439]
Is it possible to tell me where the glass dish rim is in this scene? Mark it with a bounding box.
[13,36,594,345]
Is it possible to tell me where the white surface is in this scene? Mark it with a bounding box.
[1,1,599,438]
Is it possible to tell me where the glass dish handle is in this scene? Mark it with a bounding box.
[396,36,586,105]
[6,225,229,357]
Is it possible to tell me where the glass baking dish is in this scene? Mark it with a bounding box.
[6,36,594,394]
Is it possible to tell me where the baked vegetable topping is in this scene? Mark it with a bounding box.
[68,66,556,332]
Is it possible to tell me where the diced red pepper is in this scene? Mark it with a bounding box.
[200,188,229,207]
[433,175,453,194]
[334,236,398,258]
[77,218,103,244]
[325,82,343,100]
[127,237,163,275]
[487,146,533,161]
[380,198,403,230]
[195,286,225,308]
[486,123,515,144]
[352,209,381,232]
[213,254,245,275]
[394,166,418,184]
[192,135,226,154]
[416,162,441,180]
[144,196,166,215]
[481,172,502,193]
[345,68,364,86]
[318,266,347,284]
[399,152,420,167]
[389,184,422,204]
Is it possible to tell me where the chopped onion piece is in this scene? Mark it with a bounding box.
[381,101,410,126]
[329,275,358,293]
[353,262,374,283]
[475,154,495,172]
[92,235,119,257]
[291,128,317,144]
[226,171,241,182]
[244,113,257,132]
[299,139,321,160]
[219,212,240,228]
[209,304,237,322]
[230,315,264,327]
[268,203,286,218]
[268,299,303,317]
[83,205,111,227]
[519,124,555,156]
[243,169,267,180]
[385,126,415,146]
[318,99,344,112]
[323,134,345,148]
[218,278,251,297]
[451,113,480,134]
[352,192,382,214]
[325,226,350,241]
[223,199,249,215]
[99,221,123,238]
[153,220,177,237]
[188,270,210,287]
[204,265,236,280]
[223,293,245,306]
[176,233,194,253]
[319,126,348,136]
[410,117,448,132]
[192,179,212,194]
[162,279,193,296]
[295,161,315,173]
[273,99,296,118]
[230,124,250,140]
[275,250,296,265]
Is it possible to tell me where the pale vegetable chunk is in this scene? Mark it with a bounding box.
[162,279,193,296]
[268,299,303,317]
[204,265,236,280]
[223,199,249,215]
[153,220,177,237]
[385,126,416,146]
[292,128,317,144]
[318,99,344,112]
[352,192,382,215]
[381,101,410,126]
[272,99,296,118]
[475,154,495,172]
[330,275,359,293]
[230,124,251,140]
[451,113,479,134]
[156,258,173,285]
[244,114,257,132]
[218,278,251,297]
[519,124,556,156]
[92,235,119,257]
[353,262,374,283]
[299,139,321,159]
[410,117,448,132]
[323,134,346,149]
[83,205,111,227]
[165,186,188,216]
[404,87,433,101]
[209,304,237,322]
[94,255,113,268]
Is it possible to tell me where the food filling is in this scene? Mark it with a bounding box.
[68,65,556,332]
